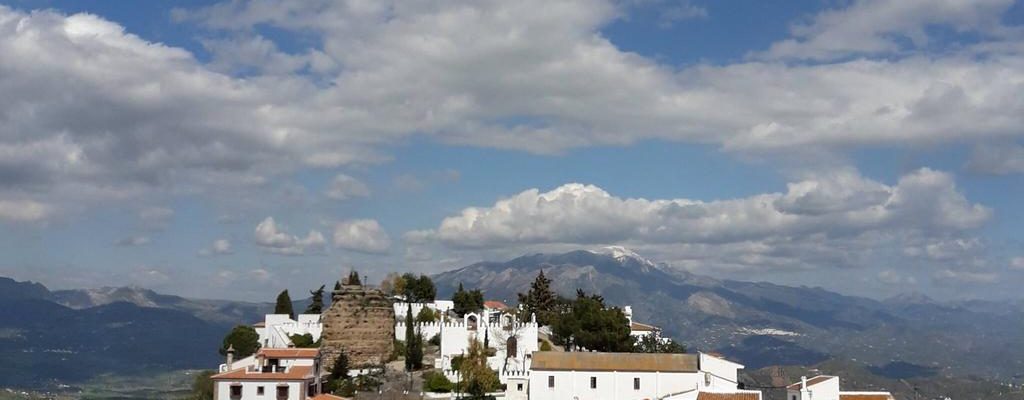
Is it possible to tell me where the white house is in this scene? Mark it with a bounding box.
[255,314,323,349]
[786,375,894,400]
[624,306,667,341]
[211,347,325,400]
[526,351,758,400]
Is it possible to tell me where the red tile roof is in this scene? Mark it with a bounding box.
[787,375,836,389]
[311,394,347,400]
[258,348,320,358]
[211,365,313,381]
[483,300,509,310]
[697,392,761,400]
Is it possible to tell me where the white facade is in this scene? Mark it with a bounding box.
[214,380,308,400]
[393,300,454,319]
[434,310,539,373]
[527,352,745,400]
[787,376,894,400]
[212,348,322,400]
[255,314,323,349]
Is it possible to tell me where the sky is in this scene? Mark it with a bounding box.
[0,0,1023,302]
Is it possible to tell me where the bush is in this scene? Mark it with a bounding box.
[422,371,454,393]
[450,355,465,371]
[539,340,552,351]
[393,340,406,358]
[428,334,441,346]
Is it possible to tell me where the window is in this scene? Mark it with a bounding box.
[276,386,289,399]
[634,377,641,390]
[517,383,524,391]
[229,385,242,399]
[257,386,265,395]
[590,376,597,389]
[792,396,797,400]
[548,376,555,388]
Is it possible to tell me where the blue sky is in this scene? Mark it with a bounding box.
[0,0,1022,302]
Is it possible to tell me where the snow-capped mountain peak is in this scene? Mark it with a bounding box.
[592,245,658,269]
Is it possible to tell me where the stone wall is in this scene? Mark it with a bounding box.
[320,285,395,368]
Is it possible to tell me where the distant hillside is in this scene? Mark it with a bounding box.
[0,278,228,387]
[51,286,271,327]
[432,248,1024,382]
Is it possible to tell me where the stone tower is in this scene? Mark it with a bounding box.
[320,284,395,368]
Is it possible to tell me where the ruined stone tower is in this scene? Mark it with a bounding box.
[320,284,395,368]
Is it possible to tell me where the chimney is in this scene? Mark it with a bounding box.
[800,376,810,400]
[226,344,235,371]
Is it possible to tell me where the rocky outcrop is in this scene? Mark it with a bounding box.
[321,285,395,368]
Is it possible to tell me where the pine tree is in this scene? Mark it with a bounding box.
[518,270,557,325]
[220,325,260,358]
[274,290,294,319]
[333,280,342,291]
[344,270,361,286]
[305,285,325,314]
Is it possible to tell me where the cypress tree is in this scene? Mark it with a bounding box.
[404,303,415,371]
[275,290,294,319]
[518,270,556,325]
[333,280,342,291]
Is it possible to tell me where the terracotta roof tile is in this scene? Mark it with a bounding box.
[484,301,509,310]
[530,351,698,372]
[258,348,320,358]
[311,394,347,400]
[697,392,762,400]
[211,365,313,381]
[630,321,659,331]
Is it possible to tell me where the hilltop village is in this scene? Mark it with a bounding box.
[206,272,893,400]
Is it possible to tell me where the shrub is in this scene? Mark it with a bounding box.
[428,334,441,346]
[539,340,552,351]
[422,371,454,393]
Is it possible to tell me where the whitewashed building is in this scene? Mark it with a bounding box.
[526,351,760,400]
[211,347,326,400]
[786,375,894,400]
[255,314,323,349]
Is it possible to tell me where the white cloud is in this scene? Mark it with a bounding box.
[966,143,1024,175]
[1011,257,1024,270]
[114,235,151,246]
[200,238,233,256]
[253,217,326,255]
[2,2,1024,219]
[934,268,998,284]
[333,219,391,254]
[879,269,917,285]
[756,0,1016,61]
[413,168,990,272]
[325,173,371,200]
[0,200,51,222]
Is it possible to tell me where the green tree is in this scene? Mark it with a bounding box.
[188,370,215,400]
[324,351,350,395]
[304,285,325,314]
[220,325,260,358]
[404,303,415,371]
[334,280,342,291]
[401,273,436,302]
[551,290,632,352]
[344,270,361,286]
[459,337,501,398]
[633,333,686,354]
[289,333,320,348]
[416,307,438,322]
[517,270,558,325]
[409,332,424,370]
[452,283,484,317]
[274,289,294,319]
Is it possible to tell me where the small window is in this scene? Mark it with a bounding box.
[517,383,524,391]
[634,377,641,390]
[230,385,242,399]
[257,386,265,395]
[792,396,797,400]
[548,375,555,388]
[276,386,289,399]
[590,376,597,389]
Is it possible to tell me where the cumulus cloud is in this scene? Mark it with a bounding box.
[253,217,326,255]
[200,238,234,256]
[757,0,1017,60]
[333,219,391,254]
[2,2,1024,221]
[413,168,991,272]
[325,173,371,200]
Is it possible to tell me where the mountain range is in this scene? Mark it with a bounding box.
[431,247,1024,384]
